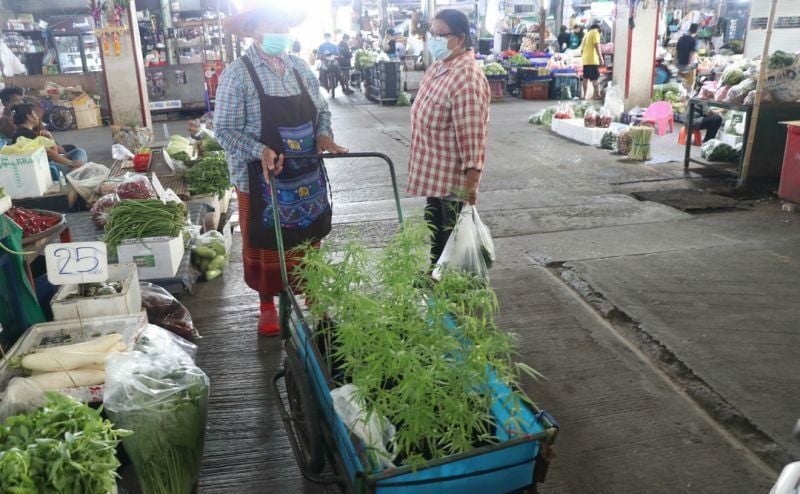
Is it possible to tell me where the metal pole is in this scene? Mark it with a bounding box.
[738,0,778,188]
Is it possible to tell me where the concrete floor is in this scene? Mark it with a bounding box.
[57,94,797,492]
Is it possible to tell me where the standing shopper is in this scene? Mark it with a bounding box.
[676,23,699,88]
[407,9,490,263]
[580,24,604,100]
[215,0,347,336]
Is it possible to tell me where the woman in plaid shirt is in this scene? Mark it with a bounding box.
[408,9,490,263]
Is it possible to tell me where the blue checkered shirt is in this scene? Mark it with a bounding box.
[214,45,333,193]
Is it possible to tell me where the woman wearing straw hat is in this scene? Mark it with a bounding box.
[215,0,347,336]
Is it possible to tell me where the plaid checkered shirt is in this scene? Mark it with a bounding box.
[214,45,333,193]
[407,50,490,198]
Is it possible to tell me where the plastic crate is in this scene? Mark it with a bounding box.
[550,75,581,100]
[488,79,505,100]
[521,82,549,100]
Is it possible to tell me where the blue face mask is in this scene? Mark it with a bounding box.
[428,37,453,61]
[262,33,291,56]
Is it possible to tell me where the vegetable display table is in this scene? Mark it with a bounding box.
[65,201,210,295]
[683,99,753,184]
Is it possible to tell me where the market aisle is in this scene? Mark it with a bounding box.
[491,261,774,493]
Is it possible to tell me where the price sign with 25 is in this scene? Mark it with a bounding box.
[45,242,109,285]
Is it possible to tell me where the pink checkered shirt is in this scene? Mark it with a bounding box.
[407,50,490,198]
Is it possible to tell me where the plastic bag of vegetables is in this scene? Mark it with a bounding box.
[725,78,756,105]
[166,135,197,165]
[104,330,208,494]
[396,92,412,106]
[701,139,739,162]
[190,230,228,281]
[140,282,200,340]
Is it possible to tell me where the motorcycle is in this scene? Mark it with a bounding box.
[319,54,341,98]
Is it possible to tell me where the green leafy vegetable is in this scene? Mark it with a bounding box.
[185,151,231,198]
[0,392,129,494]
[199,136,223,154]
[768,50,797,70]
[507,54,530,66]
[482,63,507,76]
[166,135,195,163]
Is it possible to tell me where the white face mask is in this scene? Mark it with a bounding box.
[428,36,453,60]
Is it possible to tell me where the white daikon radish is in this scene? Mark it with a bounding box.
[22,351,111,372]
[35,334,122,355]
[109,342,127,352]
[28,369,105,390]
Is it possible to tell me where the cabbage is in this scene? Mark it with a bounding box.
[166,135,195,162]
[720,67,744,86]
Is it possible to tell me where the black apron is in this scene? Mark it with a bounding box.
[242,55,332,250]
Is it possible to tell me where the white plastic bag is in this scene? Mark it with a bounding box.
[433,206,494,281]
[111,143,135,160]
[66,162,110,201]
[0,377,45,421]
[331,384,396,470]
[604,82,625,120]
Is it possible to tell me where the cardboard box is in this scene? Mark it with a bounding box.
[117,236,184,280]
[0,148,54,199]
[51,263,142,321]
[75,106,100,129]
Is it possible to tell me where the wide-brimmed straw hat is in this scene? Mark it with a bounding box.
[223,0,307,36]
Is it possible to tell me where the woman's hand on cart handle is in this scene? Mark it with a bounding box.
[262,146,284,182]
[317,134,348,154]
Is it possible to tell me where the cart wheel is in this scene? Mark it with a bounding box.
[284,347,326,474]
[48,106,74,132]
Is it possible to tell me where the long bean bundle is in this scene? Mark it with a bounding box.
[105,200,187,253]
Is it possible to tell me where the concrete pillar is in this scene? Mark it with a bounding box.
[101,0,152,128]
[612,0,660,109]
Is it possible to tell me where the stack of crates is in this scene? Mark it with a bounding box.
[368,61,402,104]
[485,74,507,101]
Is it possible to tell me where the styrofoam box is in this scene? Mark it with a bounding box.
[0,312,148,403]
[720,133,743,147]
[0,147,53,199]
[551,119,626,147]
[51,263,142,321]
[117,235,184,280]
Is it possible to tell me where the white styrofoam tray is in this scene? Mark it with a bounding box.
[51,263,143,322]
[0,312,148,403]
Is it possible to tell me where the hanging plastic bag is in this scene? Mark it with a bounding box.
[433,206,494,281]
[104,331,208,494]
[66,162,110,202]
[472,207,495,269]
[140,282,200,339]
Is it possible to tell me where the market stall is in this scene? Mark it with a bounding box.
[0,114,238,491]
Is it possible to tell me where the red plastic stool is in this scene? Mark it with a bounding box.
[678,127,702,146]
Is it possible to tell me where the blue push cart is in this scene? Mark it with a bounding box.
[269,153,559,493]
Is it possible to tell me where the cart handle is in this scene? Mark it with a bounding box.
[268,152,404,289]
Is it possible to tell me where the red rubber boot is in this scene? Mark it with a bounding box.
[258,299,280,336]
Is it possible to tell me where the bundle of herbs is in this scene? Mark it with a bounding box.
[184,151,231,198]
[0,391,129,493]
[103,329,209,494]
[298,217,539,469]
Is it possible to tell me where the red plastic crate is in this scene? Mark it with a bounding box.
[488,79,505,100]
[132,153,152,173]
[521,83,549,100]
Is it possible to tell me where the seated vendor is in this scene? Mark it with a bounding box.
[0,86,23,143]
[687,102,723,143]
[11,103,87,180]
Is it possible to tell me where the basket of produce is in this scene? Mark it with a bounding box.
[4,207,65,247]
